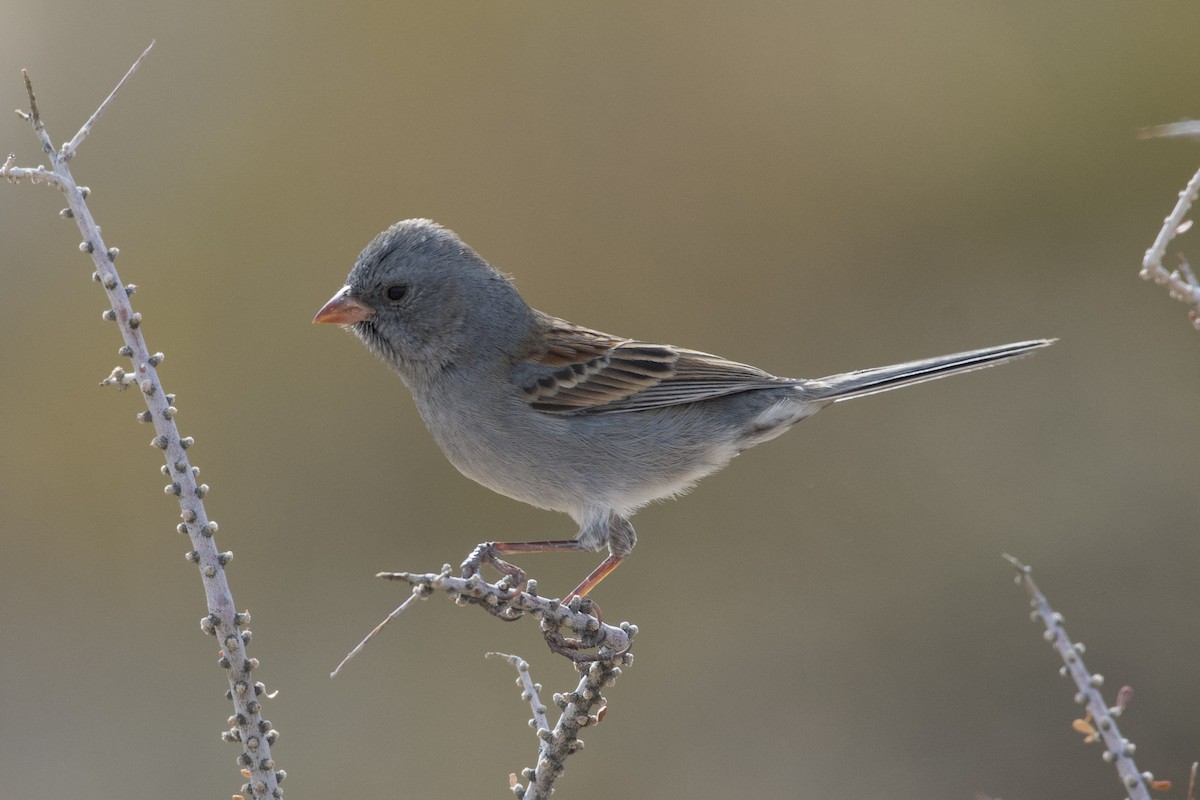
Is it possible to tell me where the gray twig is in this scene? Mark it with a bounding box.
[518,658,623,800]
[1004,555,1157,800]
[1138,124,1200,329]
[330,581,429,678]
[379,569,636,661]
[487,652,552,758]
[485,650,624,800]
[2,45,282,799]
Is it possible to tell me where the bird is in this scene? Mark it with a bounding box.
[314,219,1051,600]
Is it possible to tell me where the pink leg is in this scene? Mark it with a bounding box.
[460,540,623,600]
[566,554,624,599]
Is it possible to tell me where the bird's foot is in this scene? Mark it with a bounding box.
[537,595,617,661]
[460,541,528,588]
[459,542,528,621]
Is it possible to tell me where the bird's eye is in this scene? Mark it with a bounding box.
[385,283,409,302]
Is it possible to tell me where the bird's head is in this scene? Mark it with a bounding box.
[314,219,532,384]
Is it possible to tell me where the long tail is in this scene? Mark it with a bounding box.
[806,339,1054,402]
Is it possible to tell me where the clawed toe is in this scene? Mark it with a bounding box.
[460,541,528,588]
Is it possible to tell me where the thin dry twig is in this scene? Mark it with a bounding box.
[2,45,282,799]
[330,577,432,678]
[62,40,155,160]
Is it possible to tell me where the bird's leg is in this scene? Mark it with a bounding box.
[565,554,624,600]
[562,514,636,600]
[547,555,621,631]
[460,539,587,588]
[535,555,627,659]
[458,534,633,658]
[462,514,634,606]
[550,516,636,641]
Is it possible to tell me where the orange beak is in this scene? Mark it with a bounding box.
[313,286,375,324]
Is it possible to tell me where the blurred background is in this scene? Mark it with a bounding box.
[1,3,1198,798]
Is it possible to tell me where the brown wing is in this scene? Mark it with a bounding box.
[513,315,793,415]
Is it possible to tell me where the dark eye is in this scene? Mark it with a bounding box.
[385,283,409,302]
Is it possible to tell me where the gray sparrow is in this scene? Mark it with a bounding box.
[315,219,1051,598]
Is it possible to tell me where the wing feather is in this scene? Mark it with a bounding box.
[513,314,793,415]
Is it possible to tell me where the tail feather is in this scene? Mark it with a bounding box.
[807,339,1054,402]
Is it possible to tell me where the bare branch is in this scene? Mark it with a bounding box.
[379,569,635,661]
[1005,555,1158,800]
[1139,127,1200,328]
[487,652,552,757]
[1,154,63,188]
[353,568,635,796]
[1141,163,1200,287]
[484,649,625,800]
[3,46,282,800]
[518,658,624,799]
[1139,120,1200,140]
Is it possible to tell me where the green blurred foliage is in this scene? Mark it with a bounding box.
[2,2,1199,798]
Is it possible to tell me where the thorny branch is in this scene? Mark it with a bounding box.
[2,44,283,799]
[1005,555,1167,800]
[512,655,623,800]
[379,569,635,661]
[337,568,635,798]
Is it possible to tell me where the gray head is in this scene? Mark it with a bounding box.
[314,219,534,384]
